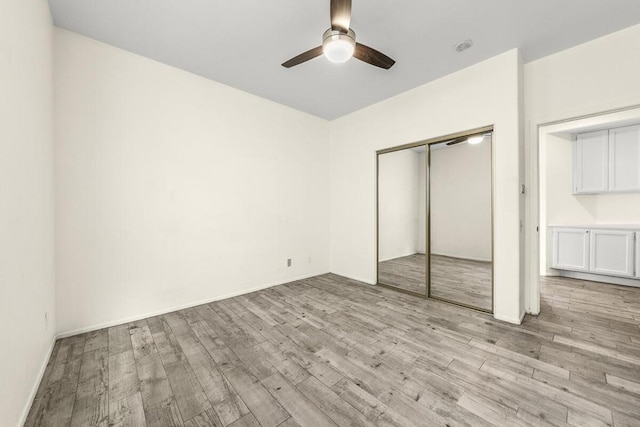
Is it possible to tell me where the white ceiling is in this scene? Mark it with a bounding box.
[48,1,640,120]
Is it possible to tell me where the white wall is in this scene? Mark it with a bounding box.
[430,139,492,261]
[330,50,524,323]
[0,1,55,425]
[524,23,640,313]
[54,29,331,335]
[378,148,421,261]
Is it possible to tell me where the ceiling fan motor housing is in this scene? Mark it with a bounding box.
[322,28,356,63]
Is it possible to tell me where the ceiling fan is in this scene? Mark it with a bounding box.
[281,0,395,69]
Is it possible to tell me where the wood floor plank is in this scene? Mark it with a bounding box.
[253,340,309,385]
[330,377,414,426]
[261,373,337,426]
[457,392,526,427]
[108,324,133,356]
[144,398,184,427]
[223,367,289,427]
[108,350,140,403]
[296,376,370,427]
[182,409,223,427]
[70,347,109,427]
[227,413,261,427]
[147,315,186,367]
[135,352,173,409]
[606,373,640,395]
[130,320,157,360]
[164,360,212,422]
[84,329,109,354]
[108,392,145,427]
[160,309,249,425]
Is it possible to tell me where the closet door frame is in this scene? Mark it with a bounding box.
[376,124,494,314]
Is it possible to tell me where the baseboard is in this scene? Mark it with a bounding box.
[379,251,421,262]
[559,270,640,288]
[56,270,330,339]
[493,311,525,325]
[432,252,492,263]
[19,336,56,427]
[329,272,376,286]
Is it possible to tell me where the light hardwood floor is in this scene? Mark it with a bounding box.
[25,274,640,426]
[378,254,492,311]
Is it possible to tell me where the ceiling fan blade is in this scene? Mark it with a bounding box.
[281,46,324,68]
[445,137,467,146]
[330,0,352,32]
[354,43,395,69]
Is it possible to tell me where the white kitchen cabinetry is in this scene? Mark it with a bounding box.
[609,125,640,192]
[552,228,590,272]
[589,229,635,277]
[551,226,639,281]
[574,125,640,194]
[574,130,609,194]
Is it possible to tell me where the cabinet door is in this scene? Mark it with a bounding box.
[609,125,640,192]
[574,130,609,194]
[552,228,590,271]
[589,229,635,277]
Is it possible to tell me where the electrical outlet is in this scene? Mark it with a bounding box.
[308,256,312,264]
[287,258,292,267]
[44,312,48,329]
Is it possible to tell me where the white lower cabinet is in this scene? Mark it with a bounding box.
[551,226,638,279]
[552,228,590,271]
[589,229,635,277]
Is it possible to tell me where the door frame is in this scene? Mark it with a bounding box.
[526,104,640,315]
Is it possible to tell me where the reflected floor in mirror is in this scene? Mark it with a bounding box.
[430,254,492,311]
[378,253,426,295]
[379,254,492,311]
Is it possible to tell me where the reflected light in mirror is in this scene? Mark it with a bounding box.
[467,135,485,145]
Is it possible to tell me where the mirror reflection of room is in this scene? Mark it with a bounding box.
[377,145,427,295]
[429,133,493,311]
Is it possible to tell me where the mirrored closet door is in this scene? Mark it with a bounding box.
[377,144,427,296]
[377,127,493,312]
[428,131,493,312]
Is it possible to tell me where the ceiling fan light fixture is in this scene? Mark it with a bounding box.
[322,29,356,63]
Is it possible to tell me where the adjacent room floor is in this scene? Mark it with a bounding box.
[26,274,640,426]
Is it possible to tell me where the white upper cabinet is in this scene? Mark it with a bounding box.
[609,125,640,192]
[574,130,609,194]
[574,125,640,194]
[589,229,635,277]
